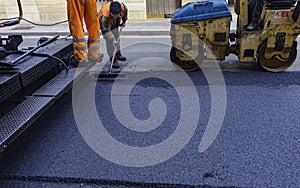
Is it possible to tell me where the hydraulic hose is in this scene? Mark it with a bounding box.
[17,0,23,21]
[0,0,23,27]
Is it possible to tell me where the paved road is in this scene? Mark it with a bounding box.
[0,36,300,187]
[18,35,300,72]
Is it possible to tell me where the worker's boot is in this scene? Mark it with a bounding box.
[88,53,104,63]
[246,22,260,31]
[110,57,120,69]
[72,55,88,67]
[116,51,126,61]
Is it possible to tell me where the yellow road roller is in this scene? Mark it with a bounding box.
[170,0,300,72]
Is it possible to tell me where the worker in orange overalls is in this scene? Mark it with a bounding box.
[98,1,128,68]
[67,0,103,66]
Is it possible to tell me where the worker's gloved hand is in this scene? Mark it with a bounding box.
[103,31,114,40]
[119,22,126,27]
[113,39,118,47]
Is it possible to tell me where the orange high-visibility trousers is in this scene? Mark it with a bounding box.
[67,0,100,62]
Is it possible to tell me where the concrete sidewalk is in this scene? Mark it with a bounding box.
[0,17,238,37]
[0,6,237,37]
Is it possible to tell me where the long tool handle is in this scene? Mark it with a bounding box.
[10,35,60,65]
[109,26,124,73]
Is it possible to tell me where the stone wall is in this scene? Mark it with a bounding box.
[97,0,146,20]
[0,0,67,23]
[122,0,147,21]
[0,0,192,22]
[181,0,191,6]
[37,0,67,22]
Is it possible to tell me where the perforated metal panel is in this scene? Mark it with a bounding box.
[0,39,75,152]
[0,72,21,103]
[0,38,73,103]
[19,39,73,88]
[32,68,86,99]
[0,96,54,151]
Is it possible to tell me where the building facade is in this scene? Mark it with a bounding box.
[0,0,195,23]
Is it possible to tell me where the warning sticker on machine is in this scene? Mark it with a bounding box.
[275,11,289,18]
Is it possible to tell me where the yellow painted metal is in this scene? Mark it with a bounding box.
[206,45,228,60]
[261,10,295,43]
[173,23,201,61]
[202,17,231,45]
[202,17,231,60]
[258,8,299,60]
[173,16,231,61]
[239,31,261,62]
[170,0,300,72]
[239,0,248,28]
[146,14,165,19]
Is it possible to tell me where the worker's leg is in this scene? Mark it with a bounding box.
[246,0,264,30]
[102,31,120,68]
[111,23,126,61]
[103,32,116,60]
[252,0,264,24]
[67,0,87,63]
[84,0,101,61]
[247,0,256,25]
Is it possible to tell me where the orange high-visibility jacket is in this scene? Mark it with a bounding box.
[98,1,128,28]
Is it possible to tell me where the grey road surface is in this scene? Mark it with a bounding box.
[0,36,300,187]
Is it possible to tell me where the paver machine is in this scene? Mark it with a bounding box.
[0,0,74,152]
[170,0,300,72]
